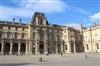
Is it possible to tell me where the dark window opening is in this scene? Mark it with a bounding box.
[65,45,67,50]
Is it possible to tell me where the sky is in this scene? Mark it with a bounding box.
[0,0,100,28]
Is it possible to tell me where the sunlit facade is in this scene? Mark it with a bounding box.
[0,12,100,55]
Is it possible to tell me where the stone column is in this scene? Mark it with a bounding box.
[29,41,32,54]
[18,43,20,54]
[68,42,71,53]
[63,43,65,53]
[35,42,39,54]
[4,32,7,38]
[25,44,27,54]
[1,42,4,54]
[10,42,13,54]
[44,43,48,54]
[74,43,76,53]
[36,17,38,25]
[55,40,58,54]
[61,39,64,52]
[35,32,39,54]
[44,31,48,54]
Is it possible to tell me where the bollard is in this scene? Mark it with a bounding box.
[39,57,42,62]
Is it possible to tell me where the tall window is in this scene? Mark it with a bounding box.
[57,35,60,41]
[96,43,99,49]
[16,27,17,30]
[65,45,67,50]
[22,33,24,38]
[0,25,3,29]
[33,32,35,39]
[15,33,17,39]
[8,26,10,30]
[38,16,43,25]
[39,32,44,41]
[0,32,2,38]
[7,32,11,38]
[22,28,24,31]
[64,35,67,39]
[48,33,53,41]
[86,44,89,50]
[64,30,66,33]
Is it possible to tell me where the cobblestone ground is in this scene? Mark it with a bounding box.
[0,53,100,66]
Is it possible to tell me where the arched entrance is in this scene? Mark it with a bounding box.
[58,44,61,54]
[4,43,10,55]
[0,43,2,52]
[76,45,80,52]
[20,43,26,54]
[32,43,35,54]
[71,44,74,53]
[12,43,18,54]
[39,44,44,54]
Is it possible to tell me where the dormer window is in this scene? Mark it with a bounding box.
[38,16,43,25]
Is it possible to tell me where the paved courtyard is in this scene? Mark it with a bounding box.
[0,53,100,66]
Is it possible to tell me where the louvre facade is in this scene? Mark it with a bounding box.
[0,12,100,55]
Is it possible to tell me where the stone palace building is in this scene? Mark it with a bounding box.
[0,12,100,55]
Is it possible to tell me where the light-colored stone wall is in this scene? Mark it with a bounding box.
[0,12,100,55]
[83,26,100,52]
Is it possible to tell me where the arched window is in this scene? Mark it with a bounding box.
[96,43,99,49]
[65,45,67,50]
[86,44,89,50]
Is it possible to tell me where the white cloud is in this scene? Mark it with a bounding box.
[0,0,67,21]
[10,0,89,14]
[65,23,80,29]
[0,6,33,21]
[89,12,100,22]
[10,0,68,13]
[76,9,90,14]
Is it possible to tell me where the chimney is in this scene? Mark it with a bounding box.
[13,18,15,23]
[19,19,22,25]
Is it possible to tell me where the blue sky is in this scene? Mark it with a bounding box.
[0,0,100,28]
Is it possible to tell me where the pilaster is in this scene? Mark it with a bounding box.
[1,42,4,54]
[18,43,20,54]
[9,42,13,54]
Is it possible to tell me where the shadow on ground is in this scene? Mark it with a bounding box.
[0,63,31,66]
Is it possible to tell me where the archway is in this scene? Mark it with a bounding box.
[96,43,99,49]
[4,43,10,55]
[58,44,61,54]
[71,44,74,53]
[76,45,80,52]
[32,43,35,54]
[12,43,18,54]
[20,43,26,54]
[39,44,44,54]
[0,43,2,52]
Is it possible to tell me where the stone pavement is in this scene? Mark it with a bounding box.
[0,53,100,66]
